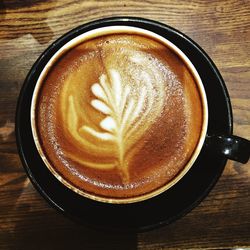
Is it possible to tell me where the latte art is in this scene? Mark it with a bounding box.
[34,33,203,201]
[64,67,165,182]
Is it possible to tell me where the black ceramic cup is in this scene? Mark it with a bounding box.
[15,17,250,231]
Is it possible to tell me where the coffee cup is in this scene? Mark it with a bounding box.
[17,17,250,207]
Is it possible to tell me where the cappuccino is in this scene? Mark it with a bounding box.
[32,27,207,203]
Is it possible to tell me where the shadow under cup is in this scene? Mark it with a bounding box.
[30,26,209,204]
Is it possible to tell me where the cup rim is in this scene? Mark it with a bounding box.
[30,25,209,204]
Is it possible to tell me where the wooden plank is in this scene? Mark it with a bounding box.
[0,0,249,249]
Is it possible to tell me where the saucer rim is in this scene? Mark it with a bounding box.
[15,17,232,231]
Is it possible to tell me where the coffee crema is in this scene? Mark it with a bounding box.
[34,32,203,202]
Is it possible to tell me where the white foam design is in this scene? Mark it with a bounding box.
[64,58,166,182]
[91,99,111,115]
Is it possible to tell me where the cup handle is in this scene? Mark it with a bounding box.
[205,135,250,164]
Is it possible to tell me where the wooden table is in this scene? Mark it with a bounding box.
[0,0,249,249]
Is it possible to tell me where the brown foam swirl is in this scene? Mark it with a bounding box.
[61,53,166,182]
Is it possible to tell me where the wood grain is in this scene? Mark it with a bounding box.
[0,0,249,249]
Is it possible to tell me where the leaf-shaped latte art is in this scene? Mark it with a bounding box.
[65,65,165,183]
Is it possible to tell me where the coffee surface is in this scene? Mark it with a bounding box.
[36,33,203,200]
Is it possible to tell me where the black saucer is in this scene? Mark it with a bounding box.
[15,17,232,231]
